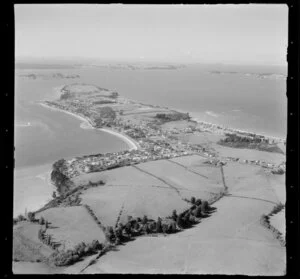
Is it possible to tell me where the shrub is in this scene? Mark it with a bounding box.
[52,191,57,199]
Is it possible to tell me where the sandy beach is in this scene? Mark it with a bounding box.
[39,102,139,150]
[99,128,139,151]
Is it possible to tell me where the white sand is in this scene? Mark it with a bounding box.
[40,103,139,150]
[100,128,139,150]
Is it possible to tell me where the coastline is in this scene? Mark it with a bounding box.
[40,100,285,151]
[14,163,56,217]
[39,102,139,151]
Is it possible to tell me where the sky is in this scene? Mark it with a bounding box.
[15,4,288,65]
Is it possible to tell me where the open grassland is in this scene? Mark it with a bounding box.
[222,162,282,205]
[81,161,285,275]
[269,208,285,240]
[73,156,224,227]
[212,142,285,164]
[35,206,106,250]
[134,158,224,200]
[13,222,54,262]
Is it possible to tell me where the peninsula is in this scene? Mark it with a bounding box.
[13,83,286,275]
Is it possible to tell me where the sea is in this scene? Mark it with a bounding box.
[14,62,287,216]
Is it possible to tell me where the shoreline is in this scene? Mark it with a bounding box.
[40,100,285,150]
[14,163,56,218]
[39,102,139,151]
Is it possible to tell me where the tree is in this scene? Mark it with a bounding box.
[52,191,57,199]
[124,222,132,237]
[143,223,151,234]
[189,215,196,224]
[195,206,202,218]
[162,223,168,234]
[183,213,190,226]
[74,242,86,256]
[191,196,196,204]
[38,228,43,240]
[201,200,209,212]
[168,220,177,233]
[142,215,148,225]
[115,226,123,242]
[195,199,202,206]
[27,212,35,222]
[39,217,45,225]
[156,217,162,233]
[45,220,49,229]
[105,226,115,243]
[91,240,102,251]
[149,222,156,232]
[176,214,184,229]
[171,210,177,221]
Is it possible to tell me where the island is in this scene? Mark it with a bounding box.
[18,73,80,80]
[209,70,286,80]
[13,83,286,275]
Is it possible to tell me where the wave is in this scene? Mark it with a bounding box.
[16,122,32,128]
[205,111,219,118]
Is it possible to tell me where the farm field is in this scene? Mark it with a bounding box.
[35,206,106,250]
[81,161,286,275]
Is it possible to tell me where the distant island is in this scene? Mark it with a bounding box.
[80,63,186,70]
[209,70,286,80]
[18,73,80,80]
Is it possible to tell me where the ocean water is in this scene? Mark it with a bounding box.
[15,74,129,169]
[76,63,287,138]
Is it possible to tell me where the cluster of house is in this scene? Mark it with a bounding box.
[47,97,286,180]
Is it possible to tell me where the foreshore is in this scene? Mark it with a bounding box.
[39,102,139,151]
[14,163,56,217]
